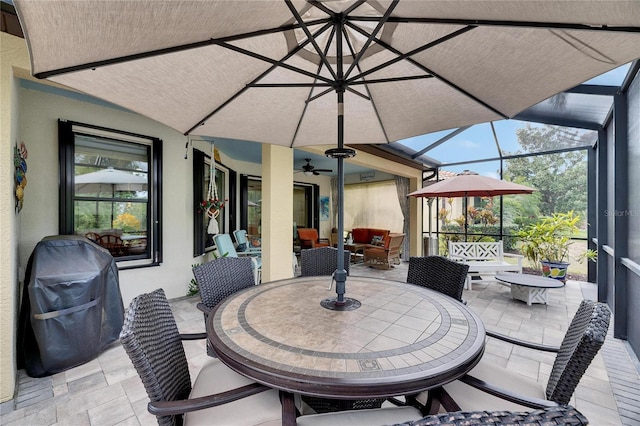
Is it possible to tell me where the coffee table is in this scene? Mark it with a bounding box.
[496,273,564,306]
[334,243,366,263]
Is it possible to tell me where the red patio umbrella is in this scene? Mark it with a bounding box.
[409,171,535,240]
[409,171,535,199]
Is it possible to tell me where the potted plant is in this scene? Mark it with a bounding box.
[198,197,225,218]
[517,211,596,282]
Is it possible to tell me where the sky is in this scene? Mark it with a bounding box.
[396,63,632,178]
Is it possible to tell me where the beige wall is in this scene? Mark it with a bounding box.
[1,32,30,403]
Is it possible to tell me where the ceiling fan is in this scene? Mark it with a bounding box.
[297,158,333,176]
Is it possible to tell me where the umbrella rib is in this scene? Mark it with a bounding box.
[343,0,399,80]
[285,0,337,81]
[345,26,475,84]
[342,26,390,144]
[185,22,334,135]
[349,16,640,34]
[345,22,510,120]
[33,18,331,79]
[289,25,337,148]
[349,75,433,85]
[218,41,335,85]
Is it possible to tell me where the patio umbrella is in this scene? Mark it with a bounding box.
[75,167,148,226]
[75,167,148,195]
[409,170,535,240]
[14,1,640,307]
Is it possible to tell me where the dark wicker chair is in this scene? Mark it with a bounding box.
[407,256,469,303]
[192,257,255,356]
[388,405,588,426]
[120,288,285,426]
[294,405,587,425]
[422,300,610,414]
[300,246,351,277]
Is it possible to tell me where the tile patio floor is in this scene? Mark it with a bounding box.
[2,260,639,425]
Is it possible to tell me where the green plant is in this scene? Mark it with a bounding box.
[516,211,596,266]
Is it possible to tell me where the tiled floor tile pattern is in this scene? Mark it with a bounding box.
[1,260,638,425]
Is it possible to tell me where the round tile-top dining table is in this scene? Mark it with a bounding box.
[207,276,485,399]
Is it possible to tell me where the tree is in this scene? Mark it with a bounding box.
[503,125,588,217]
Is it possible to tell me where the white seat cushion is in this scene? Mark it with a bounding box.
[185,358,282,426]
[416,359,546,412]
[296,406,423,426]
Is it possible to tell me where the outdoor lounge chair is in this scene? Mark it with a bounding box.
[297,228,330,249]
[363,233,405,270]
[120,288,284,426]
[192,257,255,356]
[213,233,261,284]
[419,299,610,414]
[407,256,469,303]
[232,229,262,254]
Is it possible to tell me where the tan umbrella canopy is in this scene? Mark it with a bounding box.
[14,0,640,307]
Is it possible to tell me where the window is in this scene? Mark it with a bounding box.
[193,148,234,256]
[59,120,162,267]
[239,178,318,243]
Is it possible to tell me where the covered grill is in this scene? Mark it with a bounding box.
[17,235,124,377]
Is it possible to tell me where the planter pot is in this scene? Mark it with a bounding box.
[540,260,570,282]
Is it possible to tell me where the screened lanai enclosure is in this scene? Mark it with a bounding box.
[375,61,640,360]
[7,0,640,375]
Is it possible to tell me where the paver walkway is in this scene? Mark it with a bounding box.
[2,261,639,425]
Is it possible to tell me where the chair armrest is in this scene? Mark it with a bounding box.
[148,383,270,416]
[179,332,207,340]
[459,374,559,409]
[196,302,212,315]
[486,330,560,352]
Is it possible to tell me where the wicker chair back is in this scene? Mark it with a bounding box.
[407,256,469,303]
[300,246,350,277]
[193,257,255,309]
[546,299,611,404]
[120,289,191,426]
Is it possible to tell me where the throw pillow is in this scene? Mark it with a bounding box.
[371,235,384,245]
[251,238,261,247]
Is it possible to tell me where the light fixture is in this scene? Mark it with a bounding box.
[303,170,313,176]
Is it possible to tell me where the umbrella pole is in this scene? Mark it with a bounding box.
[320,15,358,311]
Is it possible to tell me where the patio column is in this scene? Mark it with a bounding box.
[409,176,422,257]
[0,32,30,402]
[261,144,294,281]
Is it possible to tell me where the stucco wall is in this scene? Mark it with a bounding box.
[1,32,30,403]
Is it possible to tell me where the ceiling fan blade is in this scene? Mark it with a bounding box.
[314,169,333,173]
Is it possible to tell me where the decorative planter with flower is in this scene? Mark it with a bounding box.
[516,210,597,282]
[199,198,225,219]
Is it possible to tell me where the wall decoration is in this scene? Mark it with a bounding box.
[14,141,28,213]
[320,196,329,221]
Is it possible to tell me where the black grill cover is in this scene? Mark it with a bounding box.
[17,235,124,377]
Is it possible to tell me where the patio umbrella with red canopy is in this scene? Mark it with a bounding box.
[13,0,640,308]
[409,170,535,240]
